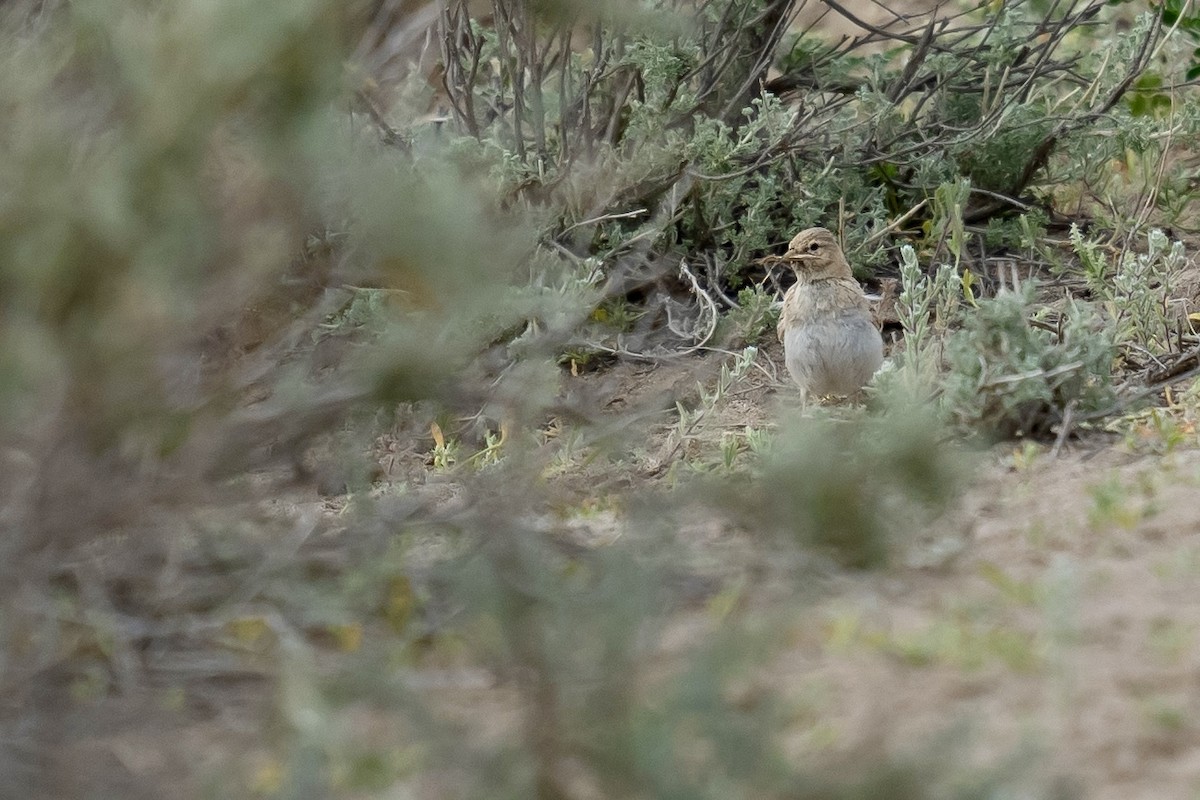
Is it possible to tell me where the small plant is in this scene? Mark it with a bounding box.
[1071,225,1187,355]
[941,284,1116,438]
[592,297,644,332]
[743,425,772,459]
[707,346,758,406]
[929,178,971,268]
[984,208,1049,253]
[429,422,461,470]
[721,285,779,345]
[704,423,774,473]
[885,244,964,397]
[1068,224,1110,286]
[661,346,761,474]
[1010,440,1043,472]
[719,431,741,470]
[465,427,506,468]
[1087,474,1145,530]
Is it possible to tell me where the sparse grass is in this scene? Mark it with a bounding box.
[1120,407,1197,455]
[660,345,765,474]
[1087,473,1156,531]
[827,604,1042,673]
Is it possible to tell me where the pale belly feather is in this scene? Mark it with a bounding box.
[783,313,883,396]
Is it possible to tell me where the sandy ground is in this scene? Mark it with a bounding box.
[553,341,1200,799]
[784,438,1200,799]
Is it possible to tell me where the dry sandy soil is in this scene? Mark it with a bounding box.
[543,353,1200,800]
[778,426,1200,800]
[562,342,1200,800]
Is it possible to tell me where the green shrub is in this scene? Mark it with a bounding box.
[437,0,1165,323]
[1072,225,1188,356]
[942,285,1116,438]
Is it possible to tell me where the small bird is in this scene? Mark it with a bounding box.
[775,227,884,403]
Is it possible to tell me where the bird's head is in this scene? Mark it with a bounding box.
[782,227,853,281]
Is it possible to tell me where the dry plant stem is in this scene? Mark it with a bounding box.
[1132,111,1175,236]
[970,187,1032,212]
[713,1,798,124]
[1050,399,1077,458]
[863,199,929,246]
[1144,0,1194,65]
[701,253,740,307]
[1127,342,1170,373]
[589,258,719,361]
[681,0,796,124]
[354,89,406,147]
[1146,345,1200,384]
[558,208,648,236]
[1077,361,1200,422]
[649,422,701,477]
[440,2,484,136]
[981,361,1085,388]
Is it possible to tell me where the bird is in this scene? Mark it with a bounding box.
[775,227,884,403]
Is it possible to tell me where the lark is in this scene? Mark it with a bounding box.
[775,228,884,403]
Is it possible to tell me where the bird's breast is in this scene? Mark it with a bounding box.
[777,279,872,342]
[779,281,884,396]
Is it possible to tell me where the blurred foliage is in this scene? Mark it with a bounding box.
[0,0,1193,797]
[715,404,967,568]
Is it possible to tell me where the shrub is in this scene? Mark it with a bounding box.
[942,284,1116,438]
[435,0,1163,348]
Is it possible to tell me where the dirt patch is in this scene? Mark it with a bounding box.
[542,341,1200,796]
[757,438,1200,798]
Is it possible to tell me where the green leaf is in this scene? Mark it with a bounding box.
[1134,71,1163,91]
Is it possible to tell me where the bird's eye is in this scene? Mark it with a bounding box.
[807,242,820,253]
